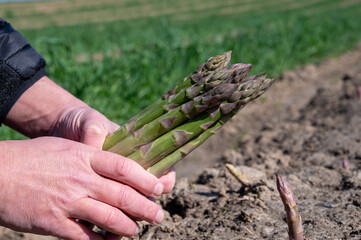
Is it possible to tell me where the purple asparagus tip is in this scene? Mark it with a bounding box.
[276,174,304,240]
[342,159,348,169]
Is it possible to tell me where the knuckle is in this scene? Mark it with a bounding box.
[117,186,132,208]
[115,158,133,177]
[84,123,104,136]
[104,207,120,228]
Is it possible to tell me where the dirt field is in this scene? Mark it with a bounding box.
[2,0,359,29]
[140,45,361,239]
[1,45,361,239]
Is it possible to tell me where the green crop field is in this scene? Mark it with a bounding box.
[1,0,361,140]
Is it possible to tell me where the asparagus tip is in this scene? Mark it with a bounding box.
[276,174,304,240]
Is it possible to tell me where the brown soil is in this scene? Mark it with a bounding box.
[2,0,257,29]
[2,0,347,30]
[141,45,361,239]
[1,46,361,239]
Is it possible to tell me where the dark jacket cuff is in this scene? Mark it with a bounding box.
[0,68,46,124]
[0,18,47,125]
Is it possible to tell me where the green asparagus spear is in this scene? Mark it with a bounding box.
[147,76,274,176]
[108,83,240,156]
[128,107,223,169]
[147,115,224,177]
[103,51,232,150]
[130,77,273,168]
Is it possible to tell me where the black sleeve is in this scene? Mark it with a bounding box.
[0,18,46,125]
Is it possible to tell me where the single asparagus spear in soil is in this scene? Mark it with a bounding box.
[225,163,251,186]
[276,174,304,240]
[103,51,232,150]
[108,82,240,157]
[148,76,274,176]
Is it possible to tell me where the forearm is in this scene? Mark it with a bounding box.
[3,76,87,138]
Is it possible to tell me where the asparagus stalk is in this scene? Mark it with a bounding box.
[170,51,232,95]
[148,76,274,176]
[145,103,244,175]
[147,112,227,177]
[137,51,234,114]
[103,51,232,150]
[145,103,244,176]
[128,63,251,129]
[108,83,240,156]
[276,174,304,240]
[110,72,263,157]
[129,107,223,169]
[102,51,275,180]
[168,63,253,105]
[132,76,273,169]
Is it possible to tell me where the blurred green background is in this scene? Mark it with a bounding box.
[1,0,361,140]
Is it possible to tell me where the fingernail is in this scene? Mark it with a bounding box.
[135,226,140,235]
[153,182,164,196]
[154,209,164,224]
[167,168,176,177]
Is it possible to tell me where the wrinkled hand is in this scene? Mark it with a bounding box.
[0,137,170,239]
[1,76,175,240]
[48,106,176,193]
[49,106,119,149]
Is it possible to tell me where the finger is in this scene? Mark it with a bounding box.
[58,218,103,240]
[158,168,176,194]
[90,152,164,197]
[90,177,164,225]
[70,198,139,238]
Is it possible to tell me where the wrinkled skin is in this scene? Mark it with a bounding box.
[1,76,175,240]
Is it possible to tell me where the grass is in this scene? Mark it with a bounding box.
[1,0,361,140]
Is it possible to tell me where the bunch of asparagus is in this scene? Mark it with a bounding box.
[103,51,274,177]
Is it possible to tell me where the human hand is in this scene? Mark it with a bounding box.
[49,105,119,149]
[4,75,176,189]
[48,105,176,193]
[0,137,168,239]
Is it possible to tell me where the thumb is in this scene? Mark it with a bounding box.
[81,122,108,149]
